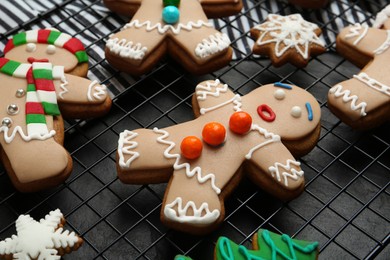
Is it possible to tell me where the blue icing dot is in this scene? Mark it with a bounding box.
[162,6,180,24]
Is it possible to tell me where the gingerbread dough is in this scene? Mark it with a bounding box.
[0,29,111,192]
[117,80,321,234]
[104,0,243,75]
[328,18,390,129]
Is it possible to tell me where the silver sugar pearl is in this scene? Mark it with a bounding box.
[7,104,19,115]
[16,89,26,98]
[1,118,12,128]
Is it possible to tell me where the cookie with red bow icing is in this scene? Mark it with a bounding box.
[104,0,243,75]
[0,29,111,192]
[327,13,390,129]
[117,80,321,234]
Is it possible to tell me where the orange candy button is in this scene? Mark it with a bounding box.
[180,136,203,160]
[202,122,226,146]
[229,111,252,134]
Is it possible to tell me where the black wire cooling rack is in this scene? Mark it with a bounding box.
[0,0,389,259]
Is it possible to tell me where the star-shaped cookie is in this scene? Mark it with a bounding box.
[250,14,326,68]
[0,209,82,259]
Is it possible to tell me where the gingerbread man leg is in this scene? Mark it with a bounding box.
[328,23,390,129]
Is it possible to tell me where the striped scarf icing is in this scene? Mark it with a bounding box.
[0,57,61,136]
[3,29,88,64]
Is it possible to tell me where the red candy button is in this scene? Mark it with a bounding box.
[257,104,276,122]
[229,111,252,134]
[180,136,203,160]
[202,122,226,146]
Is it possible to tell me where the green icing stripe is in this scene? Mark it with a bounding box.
[0,60,21,76]
[75,50,89,63]
[12,32,27,46]
[174,255,193,260]
[32,69,53,80]
[27,84,36,92]
[41,102,60,115]
[26,114,46,124]
[48,30,62,44]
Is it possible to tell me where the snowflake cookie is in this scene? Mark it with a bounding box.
[0,209,83,260]
[250,14,326,68]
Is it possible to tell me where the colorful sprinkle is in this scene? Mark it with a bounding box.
[229,111,252,135]
[306,102,313,121]
[274,82,292,90]
[180,136,203,160]
[257,104,276,122]
[202,122,226,146]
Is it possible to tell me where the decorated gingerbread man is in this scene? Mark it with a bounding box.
[0,29,111,192]
[327,15,390,129]
[117,80,321,234]
[104,0,243,75]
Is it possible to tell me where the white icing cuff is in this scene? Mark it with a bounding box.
[195,33,231,59]
[87,80,107,101]
[106,38,147,60]
[196,79,228,101]
[1,125,56,144]
[329,84,367,116]
[268,159,304,187]
[164,197,220,225]
[118,130,140,168]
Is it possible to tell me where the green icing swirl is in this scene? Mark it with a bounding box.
[216,229,318,260]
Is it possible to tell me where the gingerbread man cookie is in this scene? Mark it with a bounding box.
[117,80,321,234]
[0,209,83,259]
[288,0,329,9]
[327,15,390,129]
[250,14,326,68]
[104,0,243,75]
[0,29,111,192]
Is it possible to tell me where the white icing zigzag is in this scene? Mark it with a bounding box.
[253,14,325,59]
[200,94,242,115]
[345,23,369,46]
[195,33,231,59]
[0,209,79,259]
[0,125,56,144]
[268,159,304,187]
[87,80,107,101]
[153,127,221,194]
[353,72,390,96]
[196,79,228,101]
[373,30,390,55]
[164,197,220,224]
[118,130,140,168]
[122,19,213,35]
[245,124,281,159]
[329,84,367,116]
[106,38,147,60]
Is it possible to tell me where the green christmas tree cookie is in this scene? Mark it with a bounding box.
[215,229,319,260]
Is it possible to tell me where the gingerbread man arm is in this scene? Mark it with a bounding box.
[328,23,390,129]
[53,73,111,118]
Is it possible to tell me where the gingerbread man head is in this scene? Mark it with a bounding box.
[117,80,321,234]
[104,0,243,75]
[0,29,111,192]
[328,14,390,129]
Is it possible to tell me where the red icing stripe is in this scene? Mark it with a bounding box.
[26,102,45,114]
[3,41,14,54]
[26,68,34,84]
[63,38,85,54]
[37,30,51,43]
[34,79,56,91]
[0,58,10,69]
[257,104,276,122]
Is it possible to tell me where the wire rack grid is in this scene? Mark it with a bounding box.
[0,0,389,259]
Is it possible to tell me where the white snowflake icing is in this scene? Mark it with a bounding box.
[0,209,80,260]
[253,14,325,59]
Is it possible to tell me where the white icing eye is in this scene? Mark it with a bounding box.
[274,89,286,100]
[291,106,302,118]
[26,43,36,52]
[46,45,56,54]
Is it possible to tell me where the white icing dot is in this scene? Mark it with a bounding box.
[274,89,286,100]
[46,44,56,54]
[291,106,302,118]
[26,43,36,52]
